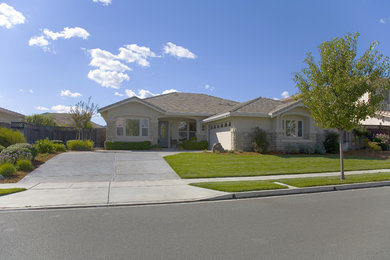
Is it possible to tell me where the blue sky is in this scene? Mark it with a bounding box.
[1,0,390,125]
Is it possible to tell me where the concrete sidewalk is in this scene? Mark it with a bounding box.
[0,180,228,209]
[1,169,389,210]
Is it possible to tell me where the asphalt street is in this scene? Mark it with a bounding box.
[1,187,390,259]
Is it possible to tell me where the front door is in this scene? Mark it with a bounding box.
[158,121,169,148]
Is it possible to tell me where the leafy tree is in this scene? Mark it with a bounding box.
[70,97,98,140]
[25,114,57,126]
[294,33,390,180]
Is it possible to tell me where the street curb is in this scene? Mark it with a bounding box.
[203,180,390,201]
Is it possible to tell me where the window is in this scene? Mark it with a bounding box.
[115,118,149,137]
[285,120,303,137]
[178,121,197,141]
[141,119,149,136]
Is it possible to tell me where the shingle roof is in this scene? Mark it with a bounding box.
[0,107,25,118]
[42,113,104,128]
[142,92,239,115]
[227,97,284,114]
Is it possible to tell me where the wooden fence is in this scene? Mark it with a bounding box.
[1,122,106,147]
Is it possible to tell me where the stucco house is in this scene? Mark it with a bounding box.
[0,107,25,124]
[99,92,329,151]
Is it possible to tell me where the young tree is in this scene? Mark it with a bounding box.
[294,33,390,180]
[70,97,98,140]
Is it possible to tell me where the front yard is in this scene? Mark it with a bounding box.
[164,152,390,178]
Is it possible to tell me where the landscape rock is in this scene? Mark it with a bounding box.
[212,143,225,153]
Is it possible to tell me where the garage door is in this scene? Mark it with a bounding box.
[209,128,232,150]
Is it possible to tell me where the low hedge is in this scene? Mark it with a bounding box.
[0,163,17,177]
[180,140,208,150]
[104,141,151,150]
[67,140,94,151]
[16,159,33,171]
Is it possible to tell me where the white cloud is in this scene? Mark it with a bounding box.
[380,18,387,24]
[281,91,289,99]
[204,84,215,91]
[0,3,25,29]
[35,106,49,111]
[28,35,49,48]
[89,48,130,72]
[93,0,112,6]
[60,89,82,98]
[162,89,178,94]
[88,69,129,89]
[29,27,90,51]
[117,44,157,67]
[19,89,24,92]
[51,105,73,113]
[29,89,34,94]
[114,92,123,97]
[163,42,196,59]
[43,27,90,40]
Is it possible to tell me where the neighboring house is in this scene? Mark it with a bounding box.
[99,92,328,151]
[0,107,25,124]
[41,113,104,128]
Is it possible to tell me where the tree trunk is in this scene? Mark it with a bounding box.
[339,129,345,180]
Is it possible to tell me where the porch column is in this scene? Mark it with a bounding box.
[195,118,202,141]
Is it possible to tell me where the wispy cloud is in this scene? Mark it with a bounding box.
[114,92,123,97]
[163,42,196,59]
[51,105,74,113]
[35,106,49,111]
[162,89,178,94]
[0,3,25,29]
[29,27,90,51]
[117,88,179,99]
[19,89,34,94]
[60,90,82,98]
[93,0,112,6]
[281,91,289,99]
[380,18,387,24]
[204,84,215,91]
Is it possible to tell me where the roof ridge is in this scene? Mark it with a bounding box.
[230,96,281,113]
[145,92,239,104]
[0,107,25,117]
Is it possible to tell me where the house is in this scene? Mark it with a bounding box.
[99,92,329,151]
[0,107,25,124]
[40,113,104,128]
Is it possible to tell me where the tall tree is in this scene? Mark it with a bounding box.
[70,97,98,140]
[294,33,390,180]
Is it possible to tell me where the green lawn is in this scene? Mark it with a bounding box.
[164,153,390,178]
[190,173,390,192]
[191,180,285,192]
[0,188,25,196]
[278,173,390,187]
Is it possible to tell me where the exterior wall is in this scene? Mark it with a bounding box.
[0,111,24,124]
[215,106,330,152]
[207,118,234,150]
[100,101,163,145]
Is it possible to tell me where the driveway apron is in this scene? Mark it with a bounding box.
[19,151,180,183]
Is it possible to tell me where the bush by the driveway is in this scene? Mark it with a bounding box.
[67,140,94,151]
[0,146,33,164]
[0,163,16,178]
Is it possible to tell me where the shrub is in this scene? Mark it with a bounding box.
[323,132,339,154]
[314,143,326,154]
[8,143,38,159]
[180,140,208,150]
[51,140,64,144]
[16,159,33,171]
[25,114,57,126]
[298,144,315,154]
[150,144,161,150]
[35,138,56,154]
[252,127,269,153]
[284,144,299,154]
[367,141,381,151]
[0,145,4,152]
[0,146,32,164]
[67,140,94,151]
[53,143,66,152]
[353,127,369,138]
[0,163,16,178]
[0,127,26,147]
[374,133,390,151]
[104,141,151,150]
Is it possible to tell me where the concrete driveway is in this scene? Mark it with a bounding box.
[19,151,181,183]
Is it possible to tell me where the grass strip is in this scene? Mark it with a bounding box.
[277,173,390,188]
[165,153,390,178]
[0,188,26,196]
[190,180,285,192]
